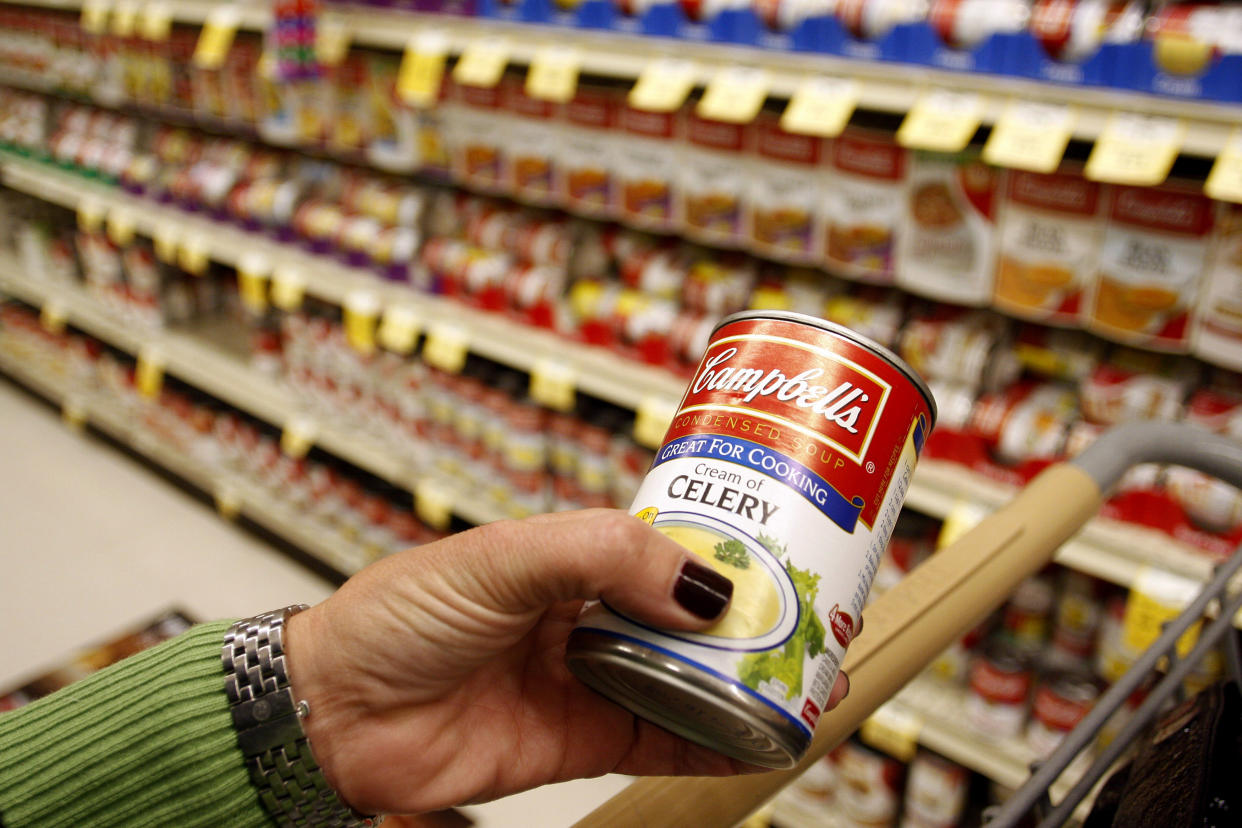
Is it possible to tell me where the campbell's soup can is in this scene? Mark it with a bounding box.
[566,310,936,768]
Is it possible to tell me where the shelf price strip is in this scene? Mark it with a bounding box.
[422,322,469,374]
[271,266,306,312]
[629,58,698,114]
[634,396,677,450]
[780,77,859,139]
[530,358,576,412]
[453,37,509,89]
[281,416,318,459]
[415,479,453,531]
[343,290,381,355]
[1085,113,1184,187]
[135,344,165,400]
[526,46,580,104]
[697,67,768,125]
[982,100,1077,174]
[192,5,241,71]
[897,90,984,154]
[377,305,422,355]
[860,700,923,763]
[397,30,449,110]
[1206,128,1242,205]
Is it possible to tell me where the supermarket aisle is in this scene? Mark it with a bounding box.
[0,377,628,825]
[0,377,336,682]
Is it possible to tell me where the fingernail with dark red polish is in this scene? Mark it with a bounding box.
[674,560,733,620]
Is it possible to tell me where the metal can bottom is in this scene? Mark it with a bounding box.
[565,629,808,770]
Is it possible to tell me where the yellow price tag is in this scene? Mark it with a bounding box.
[40,301,68,335]
[81,0,111,34]
[860,701,922,763]
[106,209,136,247]
[397,31,448,109]
[214,486,243,521]
[422,322,469,373]
[937,500,989,550]
[897,90,985,153]
[153,222,179,263]
[453,37,509,89]
[343,291,381,355]
[192,5,240,71]
[780,77,858,138]
[1206,128,1242,204]
[280,416,317,459]
[377,305,422,355]
[1121,567,1202,660]
[1085,113,1184,187]
[634,396,676,449]
[414,479,454,531]
[526,46,580,104]
[629,58,698,114]
[271,266,306,312]
[529,358,576,412]
[62,396,89,432]
[77,200,105,234]
[982,100,1077,174]
[316,18,352,67]
[135,345,165,400]
[635,507,659,525]
[111,0,138,36]
[140,2,172,41]
[697,67,768,125]
[178,238,209,275]
[237,254,270,315]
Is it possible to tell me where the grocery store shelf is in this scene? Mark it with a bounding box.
[0,153,686,412]
[909,459,1242,627]
[0,255,510,528]
[4,155,1239,618]
[6,0,1239,157]
[0,341,369,575]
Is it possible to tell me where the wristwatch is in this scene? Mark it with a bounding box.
[222,605,382,827]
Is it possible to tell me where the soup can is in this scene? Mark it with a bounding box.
[565,310,936,768]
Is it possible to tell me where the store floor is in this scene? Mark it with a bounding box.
[0,378,629,826]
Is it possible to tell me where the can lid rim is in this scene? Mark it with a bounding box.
[714,309,939,426]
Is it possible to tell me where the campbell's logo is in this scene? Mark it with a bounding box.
[829,604,856,648]
[623,107,675,138]
[689,115,745,150]
[757,121,821,165]
[834,134,905,180]
[1112,186,1212,236]
[566,94,616,128]
[1010,171,1099,214]
[684,339,889,462]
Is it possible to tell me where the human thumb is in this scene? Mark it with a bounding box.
[431,509,734,630]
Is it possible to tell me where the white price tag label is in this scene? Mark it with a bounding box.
[271,266,306,312]
[526,46,580,104]
[1206,128,1242,204]
[343,290,381,355]
[781,77,859,138]
[397,30,449,109]
[897,90,985,153]
[1085,112,1184,186]
[983,99,1077,174]
[697,67,767,125]
[40,300,69,335]
[377,305,422,355]
[280,416,318,459]
[414,479,453,530]
[634,397,677,449]
[453,37,509,89]
[422,322,469,373]
[135,344,165,400]
[629,58,698,114]
[860,701,923,763]
[529,358,576,412]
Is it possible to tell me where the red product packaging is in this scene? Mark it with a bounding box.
[749,112,826,263]
[559,83,620,216]
[616,104,682,230]
[681,110,753,246]
[824,128,907,285]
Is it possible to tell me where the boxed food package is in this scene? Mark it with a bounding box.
[1086,182,1215,352]
[896,150,1002,306]
[994,167,1106,325]
[823,128,907,285]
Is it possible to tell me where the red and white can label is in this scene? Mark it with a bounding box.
[576,314,933,741]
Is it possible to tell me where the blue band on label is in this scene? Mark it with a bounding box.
[653,434,865,533]
[913,414,928,457]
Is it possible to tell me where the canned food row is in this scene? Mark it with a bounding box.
[8,80,1242,376]
[0,300,450,565]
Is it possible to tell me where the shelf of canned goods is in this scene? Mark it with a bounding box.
[4,0,1241,160]
[0,335,371,574]
[4,147,1241,625]
[0,252,513,530]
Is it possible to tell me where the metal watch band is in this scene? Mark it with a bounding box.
[223,606,382,827]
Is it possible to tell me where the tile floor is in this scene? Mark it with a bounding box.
[0,376,630,826]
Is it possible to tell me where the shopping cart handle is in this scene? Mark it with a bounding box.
[572,423,1242,828]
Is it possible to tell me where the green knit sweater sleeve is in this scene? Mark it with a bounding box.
[0,621,275,828]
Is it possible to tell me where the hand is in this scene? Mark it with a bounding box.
[285,509,851,816]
